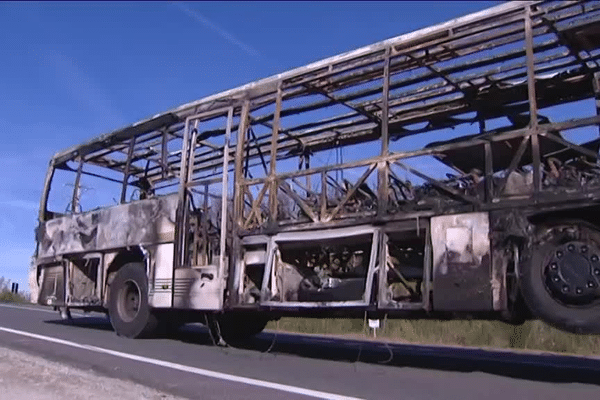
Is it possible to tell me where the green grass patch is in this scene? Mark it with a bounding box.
[266,318,600,356]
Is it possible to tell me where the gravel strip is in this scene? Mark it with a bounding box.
[0,345,185,400]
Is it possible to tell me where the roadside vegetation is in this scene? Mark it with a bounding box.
[0,277,29,304]
[266,317,600,357]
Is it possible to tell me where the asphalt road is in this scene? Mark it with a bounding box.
[0,304,599,400]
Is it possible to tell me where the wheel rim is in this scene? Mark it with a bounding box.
[117,279,141,322]
[543,240,600,306]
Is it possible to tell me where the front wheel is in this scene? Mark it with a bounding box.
[108,262,158,338]
[521,221,600,334]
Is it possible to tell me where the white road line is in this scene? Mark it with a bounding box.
[0,303,56,314]
[0,325,364,400]
[0,303,97,317]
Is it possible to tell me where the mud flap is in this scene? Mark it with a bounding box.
[431,212,493,312]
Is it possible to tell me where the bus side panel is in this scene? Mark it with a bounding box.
[148,243,174,308]
[37,194,178,259]
[37,263,65,306]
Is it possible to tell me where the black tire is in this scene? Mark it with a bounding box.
[210,313,269,344]
[155,313,186,338]
[108,262,158,338]
[520,220,600,334]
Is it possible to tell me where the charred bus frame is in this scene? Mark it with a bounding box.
[33,1,600,338]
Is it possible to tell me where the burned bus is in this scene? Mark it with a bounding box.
[32,1,600,341]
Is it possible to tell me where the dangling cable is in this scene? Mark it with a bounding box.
[204,313,219,346]
[204,314,228,351]
[214,316,229,349]
[262,319,280,356]
[353,342,363,373]
[379,340,394,364]
[378,313,394,364]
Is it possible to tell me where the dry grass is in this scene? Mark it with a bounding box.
[266,317,600,356]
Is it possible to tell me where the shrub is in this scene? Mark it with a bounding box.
[0,276,29,304]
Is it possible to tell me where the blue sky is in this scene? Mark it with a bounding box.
[0,1,501,289]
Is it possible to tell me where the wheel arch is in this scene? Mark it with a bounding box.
[103,246,148,308]
[528,205,600,230]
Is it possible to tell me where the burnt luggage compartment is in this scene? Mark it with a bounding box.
[260,226,379,307]
[431,213,493,312]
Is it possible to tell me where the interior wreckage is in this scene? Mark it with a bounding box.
[32,1,600,340]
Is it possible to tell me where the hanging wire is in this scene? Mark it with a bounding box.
[204,314,229,352]
[378,340,395,365]
[378,313,394,364]
[204,313,219,346]
[261,319,280,357]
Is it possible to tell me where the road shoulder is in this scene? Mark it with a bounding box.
[0,345,184,400]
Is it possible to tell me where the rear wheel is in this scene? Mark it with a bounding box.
[207,312,269,345]
[108,262,158,338]
[521,220,600,333]
[155,313,186,338]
